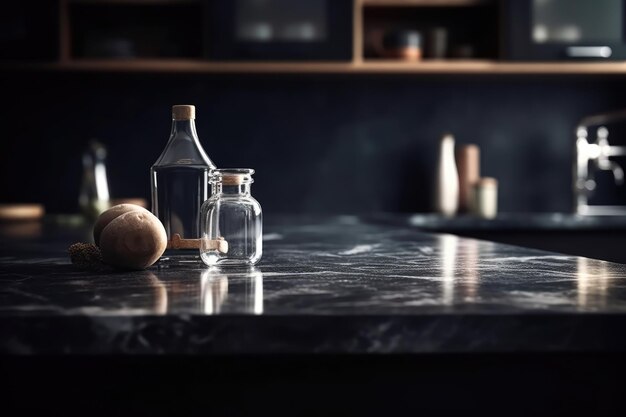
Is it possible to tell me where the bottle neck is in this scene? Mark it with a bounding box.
[212,183,252,196]
[170,119,200,142]
[441,138,454,149]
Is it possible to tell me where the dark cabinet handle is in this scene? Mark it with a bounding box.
[566,46,612,58]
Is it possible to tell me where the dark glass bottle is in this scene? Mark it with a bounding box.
[151,105,216,259]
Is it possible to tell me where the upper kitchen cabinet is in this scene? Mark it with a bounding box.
[360,0,499,61]
[67,0,203,60]
[502,0,626,61]
[0,1,60,61]
[5,0,626,74]
[206,0,354,61]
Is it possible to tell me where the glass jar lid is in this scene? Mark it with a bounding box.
[210,169,255,185]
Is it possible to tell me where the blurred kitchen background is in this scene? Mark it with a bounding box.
[3,0,626,261]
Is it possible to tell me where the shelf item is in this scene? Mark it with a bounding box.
[378,30,423,60]
[425,27,448,59]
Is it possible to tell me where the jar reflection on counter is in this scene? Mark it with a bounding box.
[200,169,263,266]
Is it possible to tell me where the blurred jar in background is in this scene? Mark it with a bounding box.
[472,178,498,219]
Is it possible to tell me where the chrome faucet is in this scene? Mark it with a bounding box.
[574,110,626,215]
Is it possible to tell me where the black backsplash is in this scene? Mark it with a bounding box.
[2,72,626,214]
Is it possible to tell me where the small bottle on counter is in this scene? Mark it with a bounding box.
[200,169,262,266]
[151,105,216,259]
[435,133,459,217]
[456,144,480,213]
[472,177,498,219]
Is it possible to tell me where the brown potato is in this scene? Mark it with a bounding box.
[93,204,150,246]
[99,210,167,270]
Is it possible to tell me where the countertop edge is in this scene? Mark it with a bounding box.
[2,314,626,355]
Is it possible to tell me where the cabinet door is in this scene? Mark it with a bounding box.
[502,0,626,60]
[206,0,353,61]
[0,1,59,61]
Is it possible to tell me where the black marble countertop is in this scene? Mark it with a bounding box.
[367,212,626,232]
[1,215,626,355]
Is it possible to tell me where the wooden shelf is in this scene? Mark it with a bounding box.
[6,59,626,75]
[358,60,626,74]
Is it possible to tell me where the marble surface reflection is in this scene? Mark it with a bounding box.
[199,267,263,315]
[369,212,626,231]
[1,216,626,354]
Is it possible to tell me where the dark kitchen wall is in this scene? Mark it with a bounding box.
[2,72,626,214]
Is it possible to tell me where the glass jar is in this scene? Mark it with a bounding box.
[200,169,262,266]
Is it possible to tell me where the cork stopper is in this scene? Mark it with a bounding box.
[210,169,255,186]
[172,105,195,120]
[222,175,244,186]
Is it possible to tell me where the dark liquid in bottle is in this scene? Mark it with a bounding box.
[152,165,209,258]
